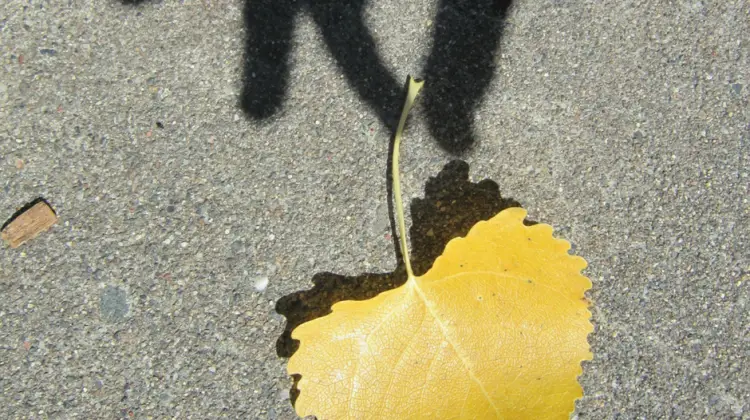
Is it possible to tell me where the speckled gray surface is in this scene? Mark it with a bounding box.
[1,0,748,418]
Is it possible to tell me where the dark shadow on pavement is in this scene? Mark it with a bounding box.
[422,0,514,153]
[241,0,514,153]
[119,0,514,153]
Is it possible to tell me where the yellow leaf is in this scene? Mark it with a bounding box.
[287,77,592,419]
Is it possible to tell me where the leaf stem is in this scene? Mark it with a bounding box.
[392,76,424,280]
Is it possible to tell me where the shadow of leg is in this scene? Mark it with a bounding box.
[241,0,298,119]
[308,0,404,132]
[422,0,514,154]
[275,159,531,358]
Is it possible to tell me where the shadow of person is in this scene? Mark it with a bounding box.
[422,0,514,153]
[241,0,405,130]
[119,0,514,153]
[242,0,514,154]
[275,159,532,359]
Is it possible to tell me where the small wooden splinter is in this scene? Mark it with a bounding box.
[1,200,58,248]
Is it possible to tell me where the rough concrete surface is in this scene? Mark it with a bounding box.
[1,0,748,418]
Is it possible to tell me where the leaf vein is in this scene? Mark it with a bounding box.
[410,279,501,418]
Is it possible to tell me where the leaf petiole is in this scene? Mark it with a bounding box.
[391,76,424,281]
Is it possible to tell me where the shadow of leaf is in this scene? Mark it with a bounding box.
[275,159,534,359]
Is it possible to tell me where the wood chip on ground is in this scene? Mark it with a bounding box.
[1,200,58,248]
